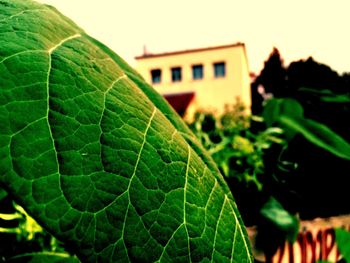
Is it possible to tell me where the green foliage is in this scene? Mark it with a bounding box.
[189,100,284,191]
[190,96,350,254]
[0,0,253,262]
[255,48,350,198]
[253,47,350,258]
[188,101,300,254]
[260,97,350,254]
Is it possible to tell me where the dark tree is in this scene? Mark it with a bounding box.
[339,72,350,93]
[287,57,341,94]
[256,48,287,97]
[251,48,287,114]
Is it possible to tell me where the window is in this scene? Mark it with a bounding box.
[171,67,182,82]
[151,69,161,84]
[213,62,226,78]
[192,64,203,80]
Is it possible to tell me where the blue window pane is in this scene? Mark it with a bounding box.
[192,64,203,80]
[151,69,161,84]
[171,67,182,82]
[214,62,226,78]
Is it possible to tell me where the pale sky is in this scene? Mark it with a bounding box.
[37,0,350,75]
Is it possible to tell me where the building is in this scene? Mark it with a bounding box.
[135,43,251,119]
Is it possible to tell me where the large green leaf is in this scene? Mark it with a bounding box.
[262,98,304,128]
[0,0,253,262]
[263,98,350,160]
[262,98,303,140]
[279,116,350,160]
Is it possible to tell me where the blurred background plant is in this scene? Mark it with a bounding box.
[0,187,77,262]
[188,92,350,258]
[187,99,299,255]
[188,98,285,192]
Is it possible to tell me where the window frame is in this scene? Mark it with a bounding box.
[192,64,204,80]
[150,69,162,84]
[171,67,182,82]
[213,62,226,78]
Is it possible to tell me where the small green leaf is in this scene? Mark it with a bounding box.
[0,187,7,201]
[260,197,299,242]
[299,87,350,103]
[321,94,350,103]
[279,116,350,160]
[335,228,350,262]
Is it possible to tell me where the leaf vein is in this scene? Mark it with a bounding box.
[0,50,46,64]
[48,34,81,54]
[230,220,238,263]
[98,74,127,170]
[157,223,185,262]
[210,196,226,262]
[184,145,192,262]
[45,33,83,198]
[0,8,43,23]
[226,196,253,263]
[119,107,156,261]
